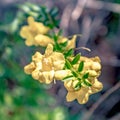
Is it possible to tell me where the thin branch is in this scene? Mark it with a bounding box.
[86,0,120,13]
[71,0,88,20]
[81,81,120,120]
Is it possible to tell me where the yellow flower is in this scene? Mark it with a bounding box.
[68,56,101,78]
[64,56,103,104]
[66,35,77,50]
[34,34,77,48]
[34,34,54,47]
[20,16,49,46]
[58,35,77,50]
[24,44,68,84]
[64,78,103,104]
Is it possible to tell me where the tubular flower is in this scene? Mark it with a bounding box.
[24,44,70,84]
[20,16,50,46]
[64,56,103,104]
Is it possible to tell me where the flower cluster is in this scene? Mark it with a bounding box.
[20,17,76,49]
[64,56,102,104]
[24,43,70,84]
[20,16,103,104]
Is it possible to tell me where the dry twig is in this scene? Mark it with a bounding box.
[81,81,120,120]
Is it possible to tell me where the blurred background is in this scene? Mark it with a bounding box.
[0,0,120,120]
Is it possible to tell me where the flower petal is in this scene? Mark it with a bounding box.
[54,70,71,80]
[27,16,34,26]
[32,69,40,80]
[89,79,103,94]
[66,92,76,102]
[32,52,43,62]
[92,62,101,71]
[28,16,49,34]
[35,35,54,47]
[35,22,49,34]
[24,62,35,74]
[45,44,53,57]
[51,52,65,70]
[64,80,74,91]
[76,87,89,104]
[66,35,76,50]
[39,71,54,84]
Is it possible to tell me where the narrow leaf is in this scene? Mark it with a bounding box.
[59,41,68,48]
[65,59,72,69]
[78,61,84,72]
[72,71,78,77]
[83,79,92,87]
[64,49,74,57]
[74,82,81,90]
[71,54,81,65]
[83,73,89,79]
[62,75,74,81]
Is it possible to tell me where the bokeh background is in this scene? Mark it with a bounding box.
[0,0,120,120]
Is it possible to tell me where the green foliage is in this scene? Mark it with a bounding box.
[74,82,81,90]
[64,49,74,57]
[82,73,89,79]
[0,2,69,120]
[71,54,81,65]
[65,59,72,69]
[78,61,84,72]
[18,2,60,28]
[62,75,74,81]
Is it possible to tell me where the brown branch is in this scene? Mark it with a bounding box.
[81,81,120,120]
[86,0,120,13]
[71,0,88,20]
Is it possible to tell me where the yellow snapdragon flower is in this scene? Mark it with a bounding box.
[24,44,70,84]
[64,56,103,104]
[20,16,50,46]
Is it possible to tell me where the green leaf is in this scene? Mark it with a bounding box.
[59,41,68,48]
[83,79,92,87]
[57,29,63,36]
[64,49,74,57]
[50,7,59,17]
[62,75,74,81]
[83,73,89,79]
[71,54,81,65]
[53,34,58,41]
[74,82,81,90]
[65,59,72,69]
[78,61,84,72]
[72,71,79,77]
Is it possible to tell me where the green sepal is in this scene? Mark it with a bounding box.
[78,61,84,72]
[71,54,81,65]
